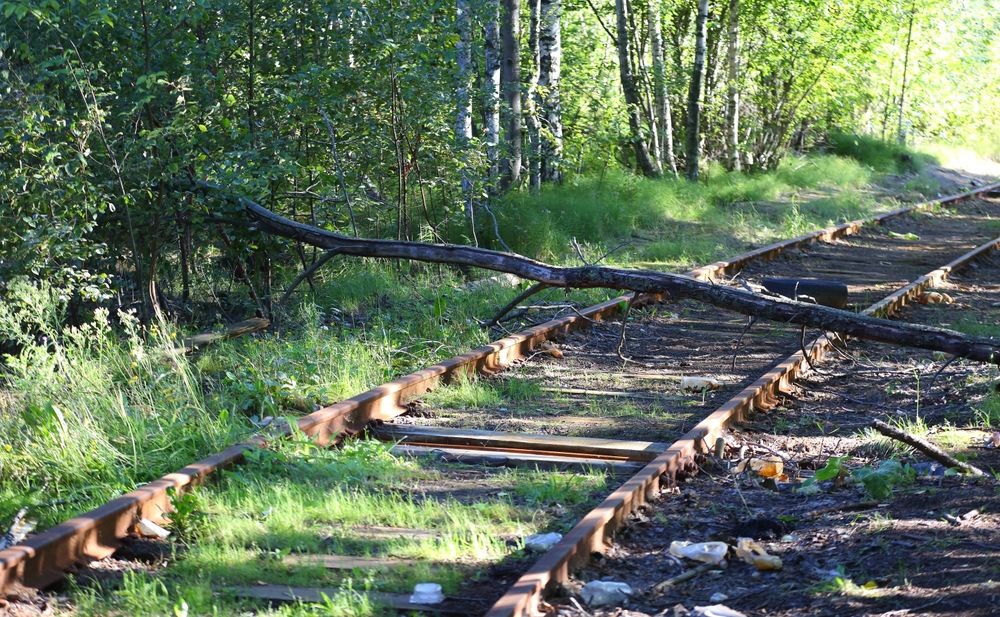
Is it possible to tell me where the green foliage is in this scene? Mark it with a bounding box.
[498,153,887,268]
[510,470,608,506]
[167,487,205,541]
[852,460,915,499]
[422,375,503,409]
[828,132,936,173]
[0,283,249,528]
[797,456,915,499]
[975,391,1000,428]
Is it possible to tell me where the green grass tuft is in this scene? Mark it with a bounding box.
[827,132,937,174]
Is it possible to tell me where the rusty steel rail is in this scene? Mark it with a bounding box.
[1,181,997,595]
[485,231,1000,616]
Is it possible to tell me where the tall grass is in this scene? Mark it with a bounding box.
[497,152,907,268]
[0,281,249,527]
[0,138,943,532]
[827,132,937,173]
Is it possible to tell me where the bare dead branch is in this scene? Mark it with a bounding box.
[179,179,1000,366]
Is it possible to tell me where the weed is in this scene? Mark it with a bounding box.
[499,377,543,401]
[853,460,915,499]
[422,374,503,409]
[866,512,894,533]
[167,487,205,541]
[976,392,1000,427]
[857,415,930,458]
[508,469,608,506]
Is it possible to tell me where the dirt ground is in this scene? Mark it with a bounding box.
[549,246,1000,617]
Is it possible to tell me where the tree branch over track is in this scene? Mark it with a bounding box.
[182,180,1000,366]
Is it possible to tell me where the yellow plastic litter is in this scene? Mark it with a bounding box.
[735,537,782,571]
[748,455,784,479]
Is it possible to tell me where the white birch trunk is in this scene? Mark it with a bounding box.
[724,0,741,171]
[685,0,709,181]
[526,0,542,191]
[649,0,677,176]
[456,0,475,235]
[485,0,502,191]
[501,0,522,188]
[538,0,563,183]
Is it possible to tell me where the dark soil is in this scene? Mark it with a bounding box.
[550,206,1000,617]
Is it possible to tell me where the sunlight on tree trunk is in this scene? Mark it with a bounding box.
[538,0,563,183]
[501,0,522,189]
[685,0,709,181]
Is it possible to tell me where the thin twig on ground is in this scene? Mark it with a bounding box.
[648,562,717,595]
[871,419,988,477]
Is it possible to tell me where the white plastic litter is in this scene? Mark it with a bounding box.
[669,540,728,565]
[709,592,729,603]
[524,532,563,551]
[138,518,170,540]
[408,583,444,604]
[579,580,633,607]
[693,605,747,617]
[680,376,721,391]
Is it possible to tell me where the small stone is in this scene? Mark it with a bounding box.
[709,592,729,603]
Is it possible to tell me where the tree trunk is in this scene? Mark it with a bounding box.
[189,180,1000,367]
[897,0,916,145]
[617,0,661,177]
[485,0,502,191]
[501,0,522,189]
[685,0,709,180]
[649,0,677,176]
[526,0,542,191]
[456,0,476,239]
[538,0,563,183]
[724,0,740,171]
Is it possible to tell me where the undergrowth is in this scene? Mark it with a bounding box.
[0,139,943,533]
[70,437,606,615]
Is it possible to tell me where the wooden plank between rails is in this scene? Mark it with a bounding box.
[228,585,484,615]
[371,424,668,462]
[390,444,646,473]
[281,554,416,570]
[2,181,996,595]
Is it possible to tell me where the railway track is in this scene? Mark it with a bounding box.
[1,181,999,616]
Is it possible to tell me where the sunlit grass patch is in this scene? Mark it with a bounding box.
[856,415,931,459]
[507,469,609,506]
[975,391,1000,427]
[422,374,504,409]
[68,436,602,615]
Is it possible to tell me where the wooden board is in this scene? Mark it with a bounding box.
[228,585,484,615]
[282,554,415,570]
[373,424,667,462]
[391,444,645,473]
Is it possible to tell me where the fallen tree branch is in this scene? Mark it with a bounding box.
[488,282,553,327]
[177,180,1000,366]
[278,249,340,307]
[871,419,987,477]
